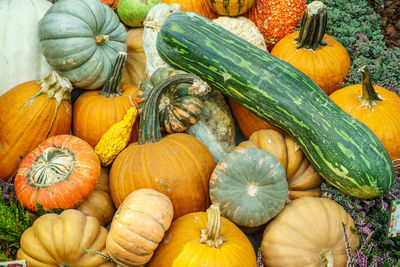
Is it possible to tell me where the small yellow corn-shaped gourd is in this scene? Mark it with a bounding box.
[95,106,138,166]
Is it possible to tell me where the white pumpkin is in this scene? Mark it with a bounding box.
[0,0,53,96]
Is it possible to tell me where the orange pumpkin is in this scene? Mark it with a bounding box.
[271,1,351,95]
[73,52,140,148]
[106,188,173,266]
[0,71,72,179]
[110,73,215,219]
[330,66,400,167]
[161,0,217,19]
[14,135,101,215]
[100,0,119,10]
[245,0,306,50]
[209,0,256,16]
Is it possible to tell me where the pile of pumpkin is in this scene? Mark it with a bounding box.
[1,0,399,266]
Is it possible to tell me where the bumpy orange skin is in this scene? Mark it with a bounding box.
[162,0,218,19]
[271,31,351,95]
[330,84,400,165]
[73,84,140,148]
[245,0,307,50]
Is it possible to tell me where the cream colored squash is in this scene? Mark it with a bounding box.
[0,0,53,96]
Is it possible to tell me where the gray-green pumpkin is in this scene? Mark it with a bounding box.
[210,147,288,228]
[38,0,127,89]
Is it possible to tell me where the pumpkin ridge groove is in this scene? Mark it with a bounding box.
[108,234,152,265]
[124,205,167,232]
[115,214,158,244]
[143,192,174,220]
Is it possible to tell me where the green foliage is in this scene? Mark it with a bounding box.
[306,0,400,95]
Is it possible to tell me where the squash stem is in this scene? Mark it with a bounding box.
[199,204,227,249]
[94,34,109,45]
[320,249,334,267]
[296,1,328,50]
[357,66,383,110]
[138,73,205,145]
[99,52,127,97]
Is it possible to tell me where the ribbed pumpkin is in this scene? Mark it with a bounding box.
[0,71,72,179]
[100,0,119,10]
[236,129,323,199]
[161,0,217,19]
[210,148,288,228]
[109,73,215,219]
[271,1,351,95]
[73,52,140,148]
[330,66,400,166]
[209,0,256,16]
[77,167,115,225]
[14,135,101,215]
[17,209,113,267]
[106,188,173,267]
[137,67,203,133]
[38,0,127,89]
[244,0,306,50]
[147,204,257,266]
[261,197,360,267]
[121,28,147,87]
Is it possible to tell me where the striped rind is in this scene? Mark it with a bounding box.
[156,11,395,198]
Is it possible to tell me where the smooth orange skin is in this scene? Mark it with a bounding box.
[0,81,71,179]
[209,0,256,16]
[271,31,351,95]
[147,210,257,267]
[245,0,306,50]
[72,84,140,149]
[162,0,218,19]
[107,189,173,266]
[110,133,215,219]
[100,0,119,10]
[14,135,100,213]
[330,84,400,164]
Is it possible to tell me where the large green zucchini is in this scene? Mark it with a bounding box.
[156,11,395,198]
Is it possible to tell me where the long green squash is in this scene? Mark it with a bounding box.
[156,11,395,199]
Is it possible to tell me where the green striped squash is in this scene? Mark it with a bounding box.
[156,11,395,199]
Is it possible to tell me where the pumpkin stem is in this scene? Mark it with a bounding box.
[320,249,334,267]
[94,34,109,45]
[199,204,228,249]
[99,52,127,97]
[296,1,328,50]
[357,66,384,110]
[138,73,206,145]
[143,19,163,32]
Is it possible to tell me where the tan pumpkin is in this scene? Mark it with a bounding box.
[106,188,173,267]
[235,129,323,200]
[17,209,114,266]
[121,28,147,87]
[77,167,115,225]
[261,197,360,267]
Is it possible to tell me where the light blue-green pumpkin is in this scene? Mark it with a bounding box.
[38,0,127,89]
[209,147,288,228]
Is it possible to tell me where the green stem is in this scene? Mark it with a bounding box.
[99,52,127,97]
[357,66,383,110]
[138,73,203,145]
[296,1,328,50]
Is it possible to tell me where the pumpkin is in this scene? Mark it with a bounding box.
[244,0,307,50]
[38,0,127,89]
[77,167,115,225]
[110,73,215,219]
[0,71,72,179]
[147,204,257,266]
[106,188,173,266]
[271,1,351,95]
[117,0,162,27]
[100,0,119,10]
[14,135,101,215]
[143,3,181,78]
[121,28,147,86]
[0,0,53,96]
[209,0,256,16]
[236,129,323,199]
[210,147,288,228]
[261,197,360,266]
[73,52,140,148]
[161,0,217,19]
[138,67,204,133]
[229,98,283,139]
[17,209,113,267]
[329,66,400,167]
